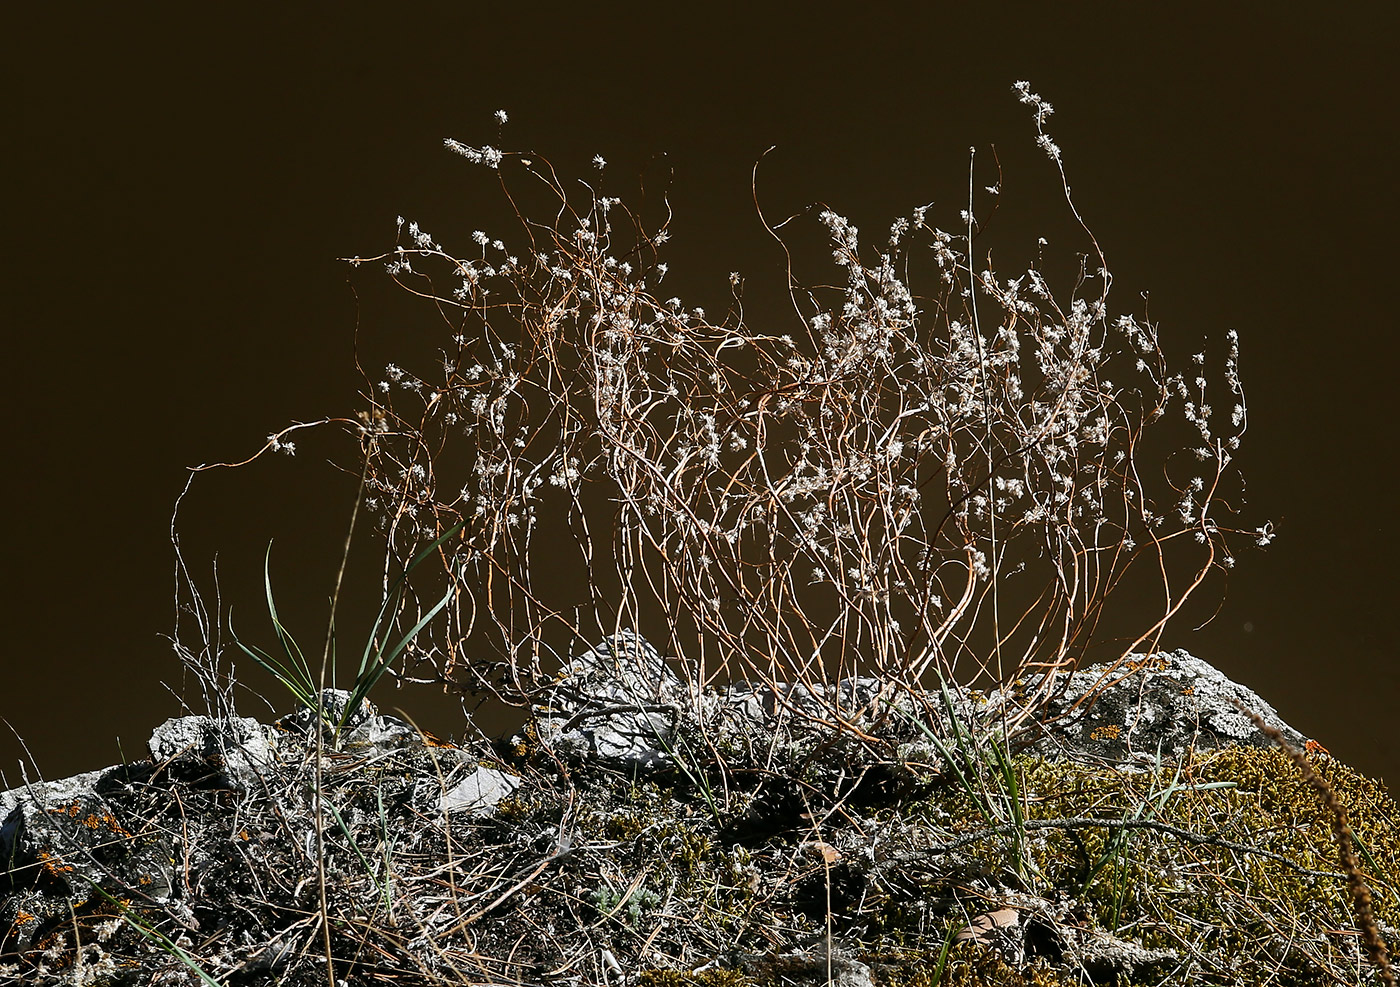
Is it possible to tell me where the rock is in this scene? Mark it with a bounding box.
[988,648,1311,768]
[0,764,175,953]
[737,948,876,987]
[533,631,687,772]
[530,634,953,778]
[148,713,277,791]
[435,764,522,817]
[956,891,1178,979]
[0,768,108,831]
[529,639,1316,786]
[0,691,489,967]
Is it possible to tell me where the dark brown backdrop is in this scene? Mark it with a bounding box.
[6,5,1396,786]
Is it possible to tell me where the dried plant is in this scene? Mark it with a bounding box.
[310,84,1268,739]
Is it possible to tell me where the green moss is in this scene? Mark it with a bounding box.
[637,970,752,987]
[877,745,1399,984]
[896,946,1085,987]
[491,786,557,823]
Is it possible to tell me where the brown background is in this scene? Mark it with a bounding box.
[6,5,1397,786]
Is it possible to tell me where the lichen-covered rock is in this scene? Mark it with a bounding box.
[0,766,175,954]
[148,712,277,791]
[989,648,1310,768]
[0,693,496,978]
[533,631,689,772]
[530,634,967,781]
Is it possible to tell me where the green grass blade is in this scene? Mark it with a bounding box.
[342,581,455,730]
[230,610,317,711]
[261,543,316,696]
[357,521,464,681]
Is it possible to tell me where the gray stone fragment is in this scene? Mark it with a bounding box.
[734,949,875,987]
[534,632,686,772]
[148,713,277,789]
[960,891,1178,980]
[437,765,523,816]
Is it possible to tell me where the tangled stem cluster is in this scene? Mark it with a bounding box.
[342,84,1266,735]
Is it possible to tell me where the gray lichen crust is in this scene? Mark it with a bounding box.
[989,649,1311,769]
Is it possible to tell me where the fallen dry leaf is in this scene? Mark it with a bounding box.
[956,907,1020,943]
